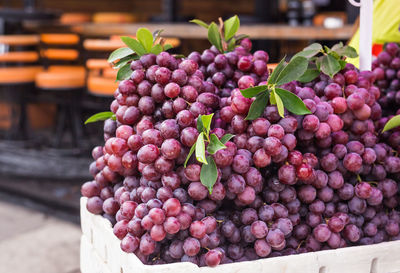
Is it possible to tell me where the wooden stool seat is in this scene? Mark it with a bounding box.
[83,39,125,51]
[60,13,92,25]
[0,51,39,63]
[0,35,39,45]
[86,59,111,70]
[92,12,137,23]
[40,49,80,61]
[40,34,80,45]
[103,67,118,79]
[0,66,42,84]
[87,76,118,96]
[36,66,86,89]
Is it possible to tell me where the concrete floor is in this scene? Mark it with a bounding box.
[0,194,81,273]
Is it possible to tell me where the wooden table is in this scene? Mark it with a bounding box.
[68,23,354,40]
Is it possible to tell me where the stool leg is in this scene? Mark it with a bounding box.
[71,104,84,148]
[18,100,29,140]
[54,105,67,148]
[5,103,18,140]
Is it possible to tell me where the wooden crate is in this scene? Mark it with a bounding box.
[80,197,400,273]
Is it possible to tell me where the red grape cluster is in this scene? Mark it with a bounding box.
[188,39,269,97]
[370,43,400,151]
[82,39,400,267]
[373,43,400,113]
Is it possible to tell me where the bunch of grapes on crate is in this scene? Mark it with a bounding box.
[81,16,400,267]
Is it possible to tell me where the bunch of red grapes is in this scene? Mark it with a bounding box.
[370,43,400,151]
[82,38,400,267]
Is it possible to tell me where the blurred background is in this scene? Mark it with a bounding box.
[0,0,358,272]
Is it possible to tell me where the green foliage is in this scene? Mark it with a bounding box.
[184,113,233,193]
[275,88,311,115]
[108,47,134,63]
[195,133,207,164]
[241,55,310,120]
[107,28,176,83]
[383,115,400,133]
[224,15,240,41]
[200,156,218,194]
[116,63,132,81]
[208,22,223,52]
[296,42,358,78]
[245,91,269,120]
[84,112,115,124]
[190,15,244,53]
[274,56,308,85]
[240,85,268,98]
[220,134,235,144]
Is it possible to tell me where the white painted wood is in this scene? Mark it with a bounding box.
[80,197,400,273]
[348,0,373,71]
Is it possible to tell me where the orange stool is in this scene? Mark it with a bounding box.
[0,35,42,139]
[92,12,138,23]
[60,13,92,25]
[35,33,86,148]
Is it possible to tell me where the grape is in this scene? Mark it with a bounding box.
[250,220,269,239]
[313,224,331,242]
[266,228,285,248]
[205,249,222,267]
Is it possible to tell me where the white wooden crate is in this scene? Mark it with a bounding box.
[80,197,400,273]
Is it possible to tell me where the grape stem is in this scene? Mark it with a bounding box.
[218,17,228,52]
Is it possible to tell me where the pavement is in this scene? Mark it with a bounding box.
[0,193,81,273]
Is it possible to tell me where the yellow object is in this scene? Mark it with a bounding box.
[348,0,400,67]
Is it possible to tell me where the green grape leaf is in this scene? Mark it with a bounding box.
[113,55,133,69]
[150,44,163,55]
[208,22,223,53]
[240,85,268,98]
[201,113,214,135]
[108,47,134,63]
[163,44,173,51]
[234,34,249,43]
[227,38,236,51]
[136,28,153,52]
[382,115,400,133]
[245,90,269,121]
[334,45,358,58]
[121,36,147,56]
[195,133,207,165]
[274,90,285,118]
[304,43,323,51]
[220,133,235,144]
[207,134,226,155]
[267,56,286,84]
[275,88,312,115]
[331,42,344,51]
[294,49,321,59]
[224,15,240,41]
[184,143,196,168]
[320,54,341,78]
[297,69,320,83]
[270,89,276,104]
[190,19,209,29]
[339,59,347,70]
[275,56,308,85]
[294,43,322,59]
[85,111,115,124]
[200,156,218,194]
[116,62,132,81]
[197,116,204,133]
